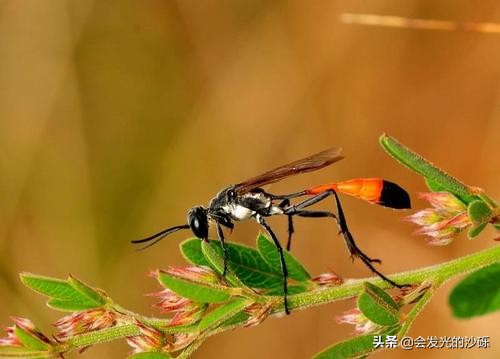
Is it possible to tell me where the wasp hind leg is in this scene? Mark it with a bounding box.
[256,215,290,314]
[284,190,407,288]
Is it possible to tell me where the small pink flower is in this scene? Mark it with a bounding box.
[150,289,193,313]
[170,303,207,326]
[126,320,165,354]
[0,317,52,347]
[313,271,343,286]
[336,308,381,334]
[164,266,220,284]
[54,309,118,339]
[405,192,472,245]
[149,289,207,326]
[393,282,431,306]
[244,303,272,328]
[170,333,197,352]
[0,328,20,347]
[418,192,466,212]
[126,320,198,354]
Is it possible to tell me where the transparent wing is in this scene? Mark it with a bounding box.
[234,147,343,194]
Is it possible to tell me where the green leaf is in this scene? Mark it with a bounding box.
[20,273,106,311]
[256,233,311,282]
[314,335,379,359]
[47,298,104,312]
[129,352,172,359]
[449,263,500,318]
[13,327,50,351]
[380,324,402,336]
[200,240,249,289]
[158,270,231,303]
[424,178,446,192]
[198,298,252,333]
[379,134,476,204]
[0,346,50,358]
[68,275,106,306]
[218,310,250,328]
[468,222,487,239]
[199,240,286,290]
[181,238,210,266]
[20,273,81,301]
[467,200,492,225]
[358,282,399,326]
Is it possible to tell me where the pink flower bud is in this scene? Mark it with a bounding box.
[54,309,118,340]
[336,308,381,334]
[149,288,207,326]
[313,271,343,286]
[126,320,164,353]
[405,192,472,245]
[0,317,52,347]
[164,266,220,284]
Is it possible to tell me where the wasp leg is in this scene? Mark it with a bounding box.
[256,215,290,314]
[277,198,295,251]
[216,223,229,276]
[285,191,407,289]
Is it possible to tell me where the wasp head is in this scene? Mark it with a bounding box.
[187,206,209,240]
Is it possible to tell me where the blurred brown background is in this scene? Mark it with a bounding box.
[0,1,499,358]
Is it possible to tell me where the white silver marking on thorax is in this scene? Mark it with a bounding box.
[223,203,255,221]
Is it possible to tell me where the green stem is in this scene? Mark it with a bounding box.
[283,245,499,312]
[397,288,434,337]
[50,245,500,355]
[54,325,139,354]
[189,245,500,349]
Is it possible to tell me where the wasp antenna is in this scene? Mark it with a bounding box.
[379,181,411,209]
[131,224,190,250]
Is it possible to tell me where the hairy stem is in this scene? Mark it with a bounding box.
[281,244,499,312]
[51,245,500,355]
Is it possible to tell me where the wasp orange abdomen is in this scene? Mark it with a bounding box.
[306,178,411,209]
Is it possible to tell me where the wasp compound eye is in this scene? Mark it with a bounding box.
[227,188,236,199]
[188,206,209,239]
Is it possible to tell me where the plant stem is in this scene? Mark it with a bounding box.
[397,288,434,337]
[191,244,500,348]
[51,245,500,354]
[284,245,499,312]
[54,325,139,354]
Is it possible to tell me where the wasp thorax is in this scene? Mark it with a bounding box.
[187,206,209,240]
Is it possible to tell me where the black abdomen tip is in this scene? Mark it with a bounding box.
[379,180,411,209]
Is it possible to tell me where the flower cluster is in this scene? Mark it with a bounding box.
[405,192,472,245]
[149,266,226,326]
[54,308,119,340]
[336,308,381,334]
[150,288,207,326]
[0,317,53,348]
